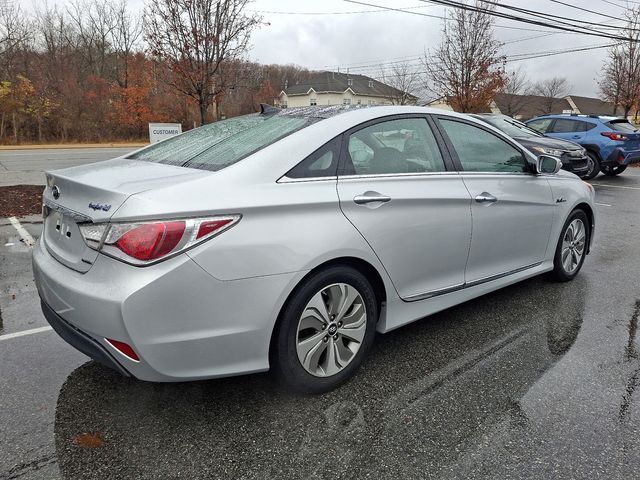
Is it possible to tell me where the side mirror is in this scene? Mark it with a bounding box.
[537,155,562,174]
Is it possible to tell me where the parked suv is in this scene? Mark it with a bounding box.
[526,114,640,179]
[471,114,590,178]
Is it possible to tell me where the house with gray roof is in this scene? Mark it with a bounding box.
[279,71,417,108]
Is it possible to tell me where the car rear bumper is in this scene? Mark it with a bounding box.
[32,237,300,382]
[605,148,640,165]
[41,300,131,377]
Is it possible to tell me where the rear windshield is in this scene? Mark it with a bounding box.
[486,117,542,138]
[127,113,317,171]
[605,120,639,133]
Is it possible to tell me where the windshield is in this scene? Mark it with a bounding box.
[484,117,542,138]
[605,120,639,133]
[127,113,316,171]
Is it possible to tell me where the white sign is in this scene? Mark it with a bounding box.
[149,123,182,143]
[562,110,574,114]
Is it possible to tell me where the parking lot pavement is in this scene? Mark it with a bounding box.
[0,148,138,186]
[1,172,640,479]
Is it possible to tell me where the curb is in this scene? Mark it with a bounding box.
[0,143,147,151]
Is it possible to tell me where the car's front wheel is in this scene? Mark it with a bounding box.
[600,164,627,176]
[272,266,378,393]
[550,209,590,282]
[583,152,600,180]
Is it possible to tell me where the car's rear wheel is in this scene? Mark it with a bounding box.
[600,164,627,176]
[272,266,378,393]
[550,209,589,282]
[583,152,600,180]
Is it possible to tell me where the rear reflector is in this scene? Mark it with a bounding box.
[105,338,140,361]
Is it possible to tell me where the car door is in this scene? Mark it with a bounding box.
[337,115,472,300]
[434,116,556,283]
[548,118,587,143]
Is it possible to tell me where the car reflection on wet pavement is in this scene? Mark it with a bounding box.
[49,274,636,479]
[3,173,640,479]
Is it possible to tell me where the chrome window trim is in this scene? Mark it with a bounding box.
[338,171,459,180]
[458,171,534,177]
[277,175,338,183]
[403,262,543,302]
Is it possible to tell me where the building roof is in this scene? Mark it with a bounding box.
[282,71,415,100]
[566,95,622,116]
[493,93,573,120]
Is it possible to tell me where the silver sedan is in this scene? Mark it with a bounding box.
[32,105,595,393]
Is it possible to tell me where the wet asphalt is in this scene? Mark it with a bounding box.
[1,171,640,479]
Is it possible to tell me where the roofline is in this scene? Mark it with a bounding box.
[282,89,416,99]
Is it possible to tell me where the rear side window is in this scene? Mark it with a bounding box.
[605,120,638,133]
[439,119,527,173]
[286,137,341,179]
[527,118,553,133]
[552,119,583,133]
[128,114,318,172]
[343,118,446,175]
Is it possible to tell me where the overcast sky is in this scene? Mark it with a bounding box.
[27,0,637,98]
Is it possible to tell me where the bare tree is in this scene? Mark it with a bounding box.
[65,0,119,78]
[498,67,532,118]
[423,0,506,113]
[377,62,420,105]
[599,5,640,117]
[532,77,570,115]
[110,0,142,88]
[145,0,262,125]
[0,0,32,77]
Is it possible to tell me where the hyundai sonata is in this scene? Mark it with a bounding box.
[33,105,595,393]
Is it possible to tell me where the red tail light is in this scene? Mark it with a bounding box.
[116,221,186,261]
[601,131,627,141]
[79,215,241,265]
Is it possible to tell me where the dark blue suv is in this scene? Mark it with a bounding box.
[526,115,640,179]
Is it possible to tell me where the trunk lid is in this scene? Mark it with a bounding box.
[42,158,210,272]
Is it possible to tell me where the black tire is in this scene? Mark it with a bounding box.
[550,209,590,282]
[600,164,627,176]
[272,266,378,394]
[583,151,600,180]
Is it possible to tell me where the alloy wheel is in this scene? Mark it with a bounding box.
[561,219,586,274]
[296,283,367,377]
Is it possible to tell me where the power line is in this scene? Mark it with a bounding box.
[249,5,436,15]
[546,0,628,22]
[343,0,572,33]
[415,0,640,40]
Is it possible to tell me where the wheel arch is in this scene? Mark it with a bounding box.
[268,256,388,361]
[573,202,594,254]
[582,144,602,161]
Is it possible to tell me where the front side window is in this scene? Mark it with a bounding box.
[343,118,445,175]
[128,113,316,172]
[527,118,553,134]
[439,119,527,173]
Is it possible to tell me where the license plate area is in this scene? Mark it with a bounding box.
[43,210,99,273]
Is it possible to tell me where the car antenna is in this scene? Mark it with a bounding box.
[259,103,281,115]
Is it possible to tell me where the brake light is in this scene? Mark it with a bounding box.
[116,221,185,261]
[601,131,627,141]
[79,215,241,265]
